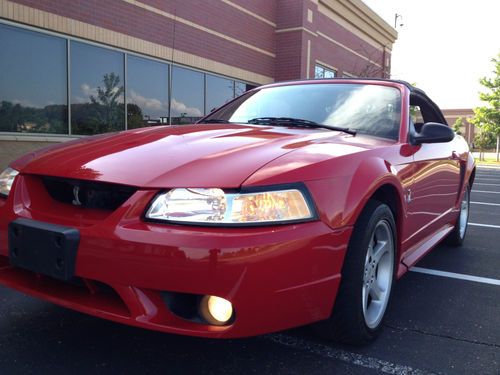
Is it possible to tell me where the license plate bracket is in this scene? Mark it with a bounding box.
[8,218,80,281]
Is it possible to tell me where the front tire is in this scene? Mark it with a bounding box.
[446,184,470,247]
[315,200,396,345]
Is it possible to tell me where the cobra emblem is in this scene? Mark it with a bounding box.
[72,185,82,206]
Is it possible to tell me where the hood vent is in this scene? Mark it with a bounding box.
[42,176,137,211]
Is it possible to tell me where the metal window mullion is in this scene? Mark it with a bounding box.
[124,53,128,130]
[203,73,207,116]
[168,64,172,125]
[67,39,71,136]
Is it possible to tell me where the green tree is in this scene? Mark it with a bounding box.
[452,117,463,135]
[470,52,500,161]
[474,130,495,161]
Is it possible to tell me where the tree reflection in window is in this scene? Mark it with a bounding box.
[71,72,124,134]
[0,24,67,134]
[71,41,124,135]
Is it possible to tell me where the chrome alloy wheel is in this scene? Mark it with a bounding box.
[362,220,394,329]
[459,187,470,239]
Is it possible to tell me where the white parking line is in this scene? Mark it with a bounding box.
[474,177,500,185]
[266,333,434,375]
[471,201,500,207]
[469,223,500,229]
[472,190,500,194]
[474,183,500,186]
[411,267,500,286]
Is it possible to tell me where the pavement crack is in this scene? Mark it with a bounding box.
[384,323,500,349]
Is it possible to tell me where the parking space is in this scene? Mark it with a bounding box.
[0,167,499,374]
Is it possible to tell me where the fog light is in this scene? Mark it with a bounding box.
[200,295,234,325]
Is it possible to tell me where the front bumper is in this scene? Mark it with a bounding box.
[0,175,351,338]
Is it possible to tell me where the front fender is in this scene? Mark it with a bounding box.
[342,156,405,227]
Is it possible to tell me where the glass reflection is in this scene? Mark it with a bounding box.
[171,66,204,124]
[206,74,234,114]
[71,41,124,135]
[314,65,336,79]
[127,55,169,128]
[0,24,67,134]
[206,84,401,140]
[235,82,256,97]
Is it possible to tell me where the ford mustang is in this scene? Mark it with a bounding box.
[0,79,474,344]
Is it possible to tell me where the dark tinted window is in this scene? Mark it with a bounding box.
[127,55,169,128]
[171,66,204,124]
[206,74,234,114]
[71,41,124,135]
[0,24,67,134]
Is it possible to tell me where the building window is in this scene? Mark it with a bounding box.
[206,74,234,114]
[0,22,257,136]
[70,41,125,135]
[127,55,169,128]
[0,24,68,134]
[171,66,204,124]
[235,82,256,97]
[314,64,336,79]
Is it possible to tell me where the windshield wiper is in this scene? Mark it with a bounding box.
[247,117,356,135]
[197,118,230,124]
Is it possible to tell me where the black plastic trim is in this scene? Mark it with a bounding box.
[8,218,80,281]
[143,182,319,228]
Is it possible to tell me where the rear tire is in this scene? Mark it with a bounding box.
[314,200,396,345]
[446,184,470,247]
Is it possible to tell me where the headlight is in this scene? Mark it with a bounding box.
[0,167,19,197]
[145,186,315,225]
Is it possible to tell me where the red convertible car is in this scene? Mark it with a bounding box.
[0,79,474,344]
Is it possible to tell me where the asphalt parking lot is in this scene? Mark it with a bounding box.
[0,167,499,375]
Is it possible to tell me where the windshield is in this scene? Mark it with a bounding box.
[203,83,402,140]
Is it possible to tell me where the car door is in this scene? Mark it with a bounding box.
[403,93,461,261]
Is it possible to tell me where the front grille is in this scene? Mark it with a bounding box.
[42,176,137,211]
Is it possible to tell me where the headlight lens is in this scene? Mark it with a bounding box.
[146,187,314,225]
[0,167,19,197]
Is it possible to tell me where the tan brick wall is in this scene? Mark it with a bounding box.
[0,141,55,170]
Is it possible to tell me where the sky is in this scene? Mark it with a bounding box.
[362,0,500,109]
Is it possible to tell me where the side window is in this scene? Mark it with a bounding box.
[410,105,424,133]
[410,93,447,127]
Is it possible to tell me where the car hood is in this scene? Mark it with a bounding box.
[17,124,383,188]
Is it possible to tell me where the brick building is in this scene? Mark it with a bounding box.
[0,0,396,168]
[441,109,475,145]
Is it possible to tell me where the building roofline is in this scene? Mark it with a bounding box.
[319,0,398,47]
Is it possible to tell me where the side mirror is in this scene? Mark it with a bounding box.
[411,122,455,145]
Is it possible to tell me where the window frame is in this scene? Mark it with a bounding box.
[0,19,257,138]
[314,64,337,79]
